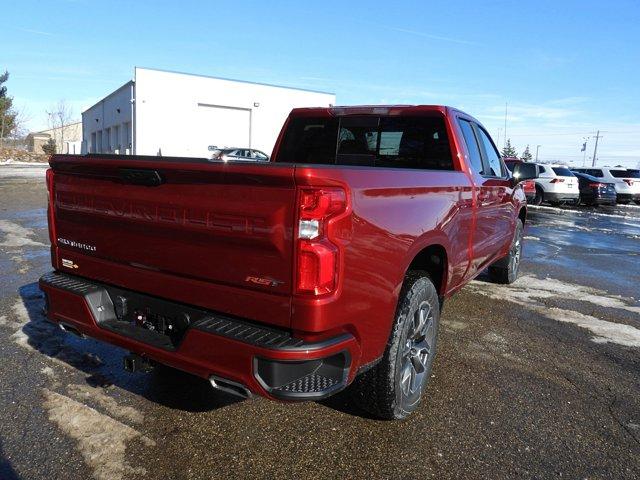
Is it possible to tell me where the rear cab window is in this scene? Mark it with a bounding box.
[276,114,454,170]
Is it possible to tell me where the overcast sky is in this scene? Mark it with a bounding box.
[4,0,639,167]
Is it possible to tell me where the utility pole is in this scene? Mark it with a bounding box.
[535,145,541,162]
[581,137,589,166]
[591,130,602,167]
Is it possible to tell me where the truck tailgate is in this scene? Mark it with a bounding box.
[49,155,296,327]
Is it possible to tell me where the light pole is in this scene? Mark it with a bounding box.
[535,145,541,162]
[581,137,589,166]
[591,130,602,167]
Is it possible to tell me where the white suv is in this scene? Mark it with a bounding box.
[532,164,579,206]
[571,167,640,204]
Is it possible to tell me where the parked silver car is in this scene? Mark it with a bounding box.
[209,147,269,162]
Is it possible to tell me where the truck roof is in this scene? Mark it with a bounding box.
[289,104,482,125]
[291,105,450,116]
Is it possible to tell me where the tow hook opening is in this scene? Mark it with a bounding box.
[209,374,252,399]
[123,353,155,374]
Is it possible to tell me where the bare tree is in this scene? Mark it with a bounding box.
[10,106,29,139]
[46,100,73,153]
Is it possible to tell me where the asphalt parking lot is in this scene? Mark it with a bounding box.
[1,165,639,480]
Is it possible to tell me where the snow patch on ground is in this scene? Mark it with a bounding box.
[0,164,48,179]
[528,204,636,220]
[0,159,49,166]
[42,389,154,480]
[41,366,56,379]
[0,219,45,247]
[469,276,640,348]
[472,275,640,314]
[67,384,144,425]
[543,307,640,348]
[9,294,104,370]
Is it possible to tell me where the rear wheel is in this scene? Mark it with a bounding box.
[488,219,523,284]
[350,271,439,420]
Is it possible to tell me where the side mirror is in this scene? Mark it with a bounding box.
[512,163,539,184]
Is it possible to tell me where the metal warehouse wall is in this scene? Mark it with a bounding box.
[134,67,335,158]
[82,82,133,155]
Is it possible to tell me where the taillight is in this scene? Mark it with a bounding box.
[46,168,54,191]
[550,178,565,183]
[588,182,604,188]
[295,187,347,296]
[45,168,56,245]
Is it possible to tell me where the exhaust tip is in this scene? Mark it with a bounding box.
[209,374,251,399]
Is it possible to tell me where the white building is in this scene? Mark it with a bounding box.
[82,67,335,157]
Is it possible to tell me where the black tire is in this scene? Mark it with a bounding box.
[532,185,543,206]
[350,271,440,420]
[488,219,523,284]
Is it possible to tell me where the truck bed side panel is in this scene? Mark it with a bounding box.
[292,166,474,365]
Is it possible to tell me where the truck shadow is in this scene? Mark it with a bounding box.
[0,438,20,480]
[17,282,240,413]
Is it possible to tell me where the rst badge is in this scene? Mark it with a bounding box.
[245,276,284,288]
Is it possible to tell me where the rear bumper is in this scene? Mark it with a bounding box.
[544,192,579,202]
[581,192,616,205]
[39,271,360,401]
[616,193,640,203]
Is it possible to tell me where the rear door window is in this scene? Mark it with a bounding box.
[458,119,484,175]
[475,127,504,177]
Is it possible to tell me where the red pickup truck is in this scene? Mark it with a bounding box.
[40,105,537,419]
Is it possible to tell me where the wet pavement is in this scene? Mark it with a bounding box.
[1,171,639,480]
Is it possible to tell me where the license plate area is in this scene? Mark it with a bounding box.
[87,285,210,350]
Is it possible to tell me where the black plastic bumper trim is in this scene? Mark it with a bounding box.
[253,351,351,401]
[39,271,353,353]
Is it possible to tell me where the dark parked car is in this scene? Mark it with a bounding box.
[572,171,616,206]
